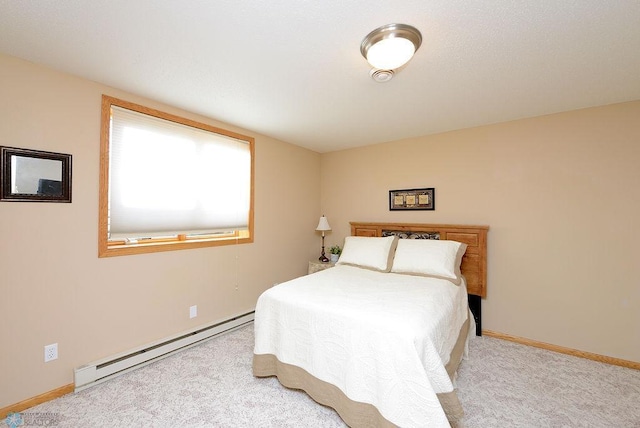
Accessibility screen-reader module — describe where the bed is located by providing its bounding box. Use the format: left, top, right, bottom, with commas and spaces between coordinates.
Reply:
253, 222, 488, 427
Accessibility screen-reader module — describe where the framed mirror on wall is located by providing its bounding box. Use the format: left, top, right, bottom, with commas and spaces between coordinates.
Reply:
1, 146, 72, 202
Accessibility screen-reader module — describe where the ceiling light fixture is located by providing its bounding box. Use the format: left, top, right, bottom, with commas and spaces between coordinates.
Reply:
360, 23, 422, 80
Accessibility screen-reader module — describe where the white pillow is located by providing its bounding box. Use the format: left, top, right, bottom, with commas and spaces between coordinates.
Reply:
390, 239, 467, 285
336, 235, 398, 272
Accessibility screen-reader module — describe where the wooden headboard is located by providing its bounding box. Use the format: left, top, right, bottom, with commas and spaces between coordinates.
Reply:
350, 222, 489, 298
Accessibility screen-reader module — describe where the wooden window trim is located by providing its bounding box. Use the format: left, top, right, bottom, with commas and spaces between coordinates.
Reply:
98, 95, 254, 258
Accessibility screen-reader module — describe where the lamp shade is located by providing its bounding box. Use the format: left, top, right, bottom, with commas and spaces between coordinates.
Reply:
315, 215, 331, 231
360, 23, 422, 70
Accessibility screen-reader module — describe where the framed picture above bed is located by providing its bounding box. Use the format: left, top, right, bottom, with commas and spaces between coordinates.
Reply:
389, 187, 434, 210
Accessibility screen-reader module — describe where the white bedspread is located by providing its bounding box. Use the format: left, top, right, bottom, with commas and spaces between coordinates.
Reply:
254, 265, 469, 428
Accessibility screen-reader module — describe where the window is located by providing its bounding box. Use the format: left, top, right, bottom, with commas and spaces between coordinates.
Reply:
99, 95, 254, 257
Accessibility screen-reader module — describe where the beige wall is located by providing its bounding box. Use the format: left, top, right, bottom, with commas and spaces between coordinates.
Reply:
320, 101, 640, 363
2, 51, 638, 409
0, 54, 321, 408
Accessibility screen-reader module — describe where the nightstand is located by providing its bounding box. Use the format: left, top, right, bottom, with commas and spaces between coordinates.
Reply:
308, 260, 335, 274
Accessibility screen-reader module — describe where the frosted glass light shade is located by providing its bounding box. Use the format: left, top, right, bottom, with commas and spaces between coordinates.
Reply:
366, 37, 416, 70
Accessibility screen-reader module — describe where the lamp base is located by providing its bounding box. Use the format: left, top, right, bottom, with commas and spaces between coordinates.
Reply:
319, 236, 329, 263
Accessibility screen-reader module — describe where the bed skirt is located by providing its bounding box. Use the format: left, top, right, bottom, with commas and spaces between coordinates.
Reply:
253, 316, 470, 427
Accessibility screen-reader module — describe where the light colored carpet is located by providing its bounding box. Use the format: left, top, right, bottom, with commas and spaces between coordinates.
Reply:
23, 324, 640, 427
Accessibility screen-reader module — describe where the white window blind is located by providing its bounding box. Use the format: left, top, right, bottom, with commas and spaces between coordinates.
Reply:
109, 106, 251, 240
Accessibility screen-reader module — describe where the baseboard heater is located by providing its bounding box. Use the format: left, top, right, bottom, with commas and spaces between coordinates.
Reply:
74, 311, 254, 392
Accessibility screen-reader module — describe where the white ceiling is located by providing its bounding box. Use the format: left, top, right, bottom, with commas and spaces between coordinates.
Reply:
1, 1, 639, 153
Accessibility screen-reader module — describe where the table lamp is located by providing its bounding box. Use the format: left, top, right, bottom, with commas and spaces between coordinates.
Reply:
315, 215, 331, 262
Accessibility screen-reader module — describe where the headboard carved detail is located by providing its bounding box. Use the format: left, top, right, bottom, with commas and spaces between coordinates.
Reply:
350, 222, 489, 297
382, 230, 440, 240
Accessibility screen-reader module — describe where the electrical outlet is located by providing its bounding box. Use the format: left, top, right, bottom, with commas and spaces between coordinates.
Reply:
189, 305, 197, 319
44, 343, 58, 362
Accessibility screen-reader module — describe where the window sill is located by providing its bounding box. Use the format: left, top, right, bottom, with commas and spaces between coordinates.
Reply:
99, 235, 253, 258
